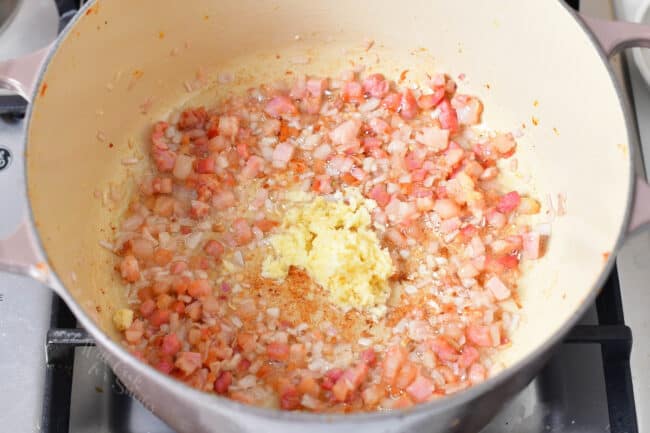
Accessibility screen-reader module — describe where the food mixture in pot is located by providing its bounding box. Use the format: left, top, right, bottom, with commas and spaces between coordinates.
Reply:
110, 69, 544, 412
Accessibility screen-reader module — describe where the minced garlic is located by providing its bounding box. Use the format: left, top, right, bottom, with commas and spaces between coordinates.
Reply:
112, 308, 134, 331
262, 188, 394, 317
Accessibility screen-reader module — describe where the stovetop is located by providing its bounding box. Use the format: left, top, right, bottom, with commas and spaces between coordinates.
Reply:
0, 1, 647, 433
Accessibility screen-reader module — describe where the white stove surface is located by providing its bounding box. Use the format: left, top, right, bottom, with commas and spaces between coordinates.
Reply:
0, 1, 58, 433
0, 0, 57, 62
0, 1, 649, 433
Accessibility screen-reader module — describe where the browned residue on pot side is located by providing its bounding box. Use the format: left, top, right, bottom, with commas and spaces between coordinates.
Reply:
85, 2, 100, 16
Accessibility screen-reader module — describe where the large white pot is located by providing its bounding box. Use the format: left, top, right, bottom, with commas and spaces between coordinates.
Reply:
1, 1, 649, 432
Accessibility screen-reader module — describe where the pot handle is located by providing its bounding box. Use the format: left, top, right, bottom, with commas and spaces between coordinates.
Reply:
0, 46, 53, 283
0, 222, 50, 283
0, 44, 51, 101
580, 14, 650, 232
580, 15, 650, 57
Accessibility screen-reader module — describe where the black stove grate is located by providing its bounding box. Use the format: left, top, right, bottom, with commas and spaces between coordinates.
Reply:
594, 267, 637, 432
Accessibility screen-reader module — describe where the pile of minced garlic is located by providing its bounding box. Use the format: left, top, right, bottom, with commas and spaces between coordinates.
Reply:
262, 188, 394, 318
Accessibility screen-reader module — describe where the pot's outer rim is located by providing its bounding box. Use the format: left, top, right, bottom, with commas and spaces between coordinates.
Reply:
21, 0, 636, 425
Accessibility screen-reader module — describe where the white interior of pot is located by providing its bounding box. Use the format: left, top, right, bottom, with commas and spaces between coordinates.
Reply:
27, 0, 630, 376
